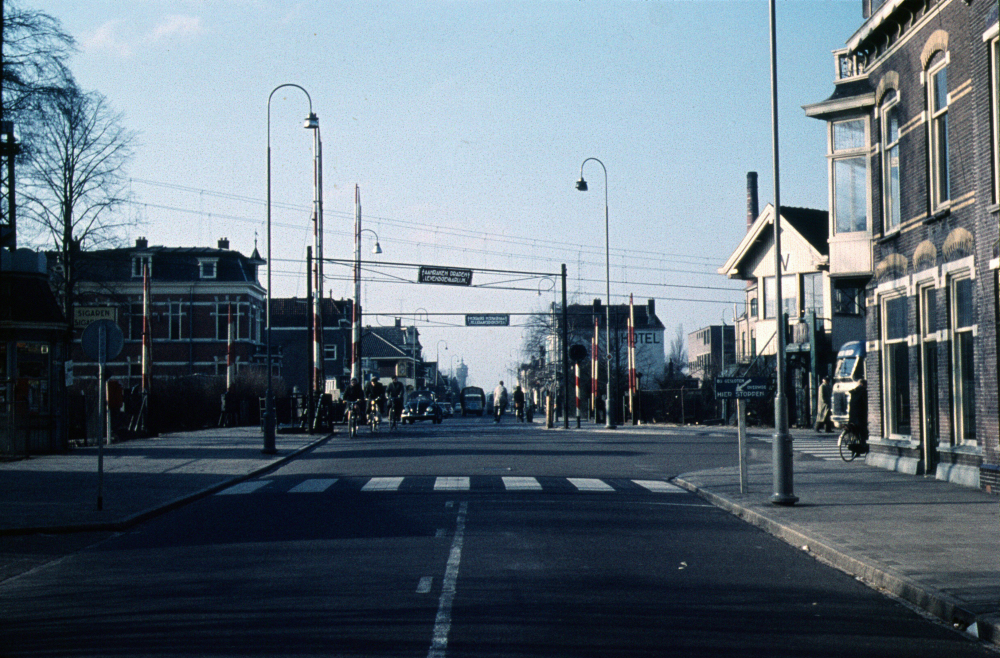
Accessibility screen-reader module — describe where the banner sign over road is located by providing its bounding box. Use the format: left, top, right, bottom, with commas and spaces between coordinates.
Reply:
418, 266, 473, 286
716, 376, 771, 399
465, 314, 510, 327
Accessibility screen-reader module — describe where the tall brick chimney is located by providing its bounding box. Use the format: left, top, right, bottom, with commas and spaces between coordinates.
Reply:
746, 172, 759, 232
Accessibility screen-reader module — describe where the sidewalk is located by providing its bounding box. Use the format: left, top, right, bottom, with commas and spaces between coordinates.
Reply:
0, 427, 330, 535
674, 426, 1000, 644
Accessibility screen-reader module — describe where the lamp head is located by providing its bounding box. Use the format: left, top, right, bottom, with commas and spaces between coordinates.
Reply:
372, 242, 382, 255
304, 112, 319, 130
575, 177, 588, 192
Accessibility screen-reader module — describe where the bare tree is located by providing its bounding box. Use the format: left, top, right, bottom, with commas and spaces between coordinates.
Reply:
2, 1, 75, 138
19, 84, 136, 319
668, 323, 687, 372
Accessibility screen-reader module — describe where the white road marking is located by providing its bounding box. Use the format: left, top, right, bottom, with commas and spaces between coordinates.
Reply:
417, 576, 433, 594
362, 477, 405, 492
428, 501, 468, 658
632, 480, 686, 494
568, 478, 615, 492
502, 476, 543, 491
216, 480, 270, 495
434, 477, 470, 491
288, 478, 338, 493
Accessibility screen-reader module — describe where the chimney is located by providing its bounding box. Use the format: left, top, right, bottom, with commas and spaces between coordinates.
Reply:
218, 238, 230, 250
746, 172, 759, 232
135, 237, 148, 249
646, 299, 655, 321
395, 318, 402, 329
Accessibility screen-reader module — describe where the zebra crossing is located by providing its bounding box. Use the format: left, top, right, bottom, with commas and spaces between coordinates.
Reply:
216, 476, 689, 496
758, 434, 843, 461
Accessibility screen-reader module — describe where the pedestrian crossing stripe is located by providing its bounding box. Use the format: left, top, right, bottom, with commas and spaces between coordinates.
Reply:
758, 436, 842, 461
216, 476, 690, 496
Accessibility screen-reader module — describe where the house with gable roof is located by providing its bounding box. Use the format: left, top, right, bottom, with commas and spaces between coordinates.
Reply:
720, 174, 865, 427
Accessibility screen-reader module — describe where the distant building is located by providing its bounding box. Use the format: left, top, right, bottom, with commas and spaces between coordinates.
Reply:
269, 296, 353, 395
359, 320, 423, 391
687, 325, 735, 382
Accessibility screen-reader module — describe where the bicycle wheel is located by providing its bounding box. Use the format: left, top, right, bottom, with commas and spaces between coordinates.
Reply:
349, 413, 357, 439
838, 428, 857, 462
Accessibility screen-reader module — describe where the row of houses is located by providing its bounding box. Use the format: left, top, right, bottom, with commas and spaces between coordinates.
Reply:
0, 237, 456, 453
693, 0, 998, 491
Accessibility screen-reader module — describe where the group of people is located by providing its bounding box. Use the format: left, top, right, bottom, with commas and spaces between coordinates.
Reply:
342, 373, 407, 427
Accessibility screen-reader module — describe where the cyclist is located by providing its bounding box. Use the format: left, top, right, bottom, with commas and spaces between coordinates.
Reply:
493, 380, 508, 423
513, 385, 525, 422
839, 379, 869, 460
363, 374, 385, 428
343, 377, 365, 433
386, 374, 405, 429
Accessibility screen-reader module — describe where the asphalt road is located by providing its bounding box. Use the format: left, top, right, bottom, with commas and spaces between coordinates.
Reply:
2, 417, 995, 657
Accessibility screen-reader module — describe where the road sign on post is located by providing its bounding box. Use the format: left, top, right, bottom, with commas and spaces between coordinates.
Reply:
716, 376, 770, 399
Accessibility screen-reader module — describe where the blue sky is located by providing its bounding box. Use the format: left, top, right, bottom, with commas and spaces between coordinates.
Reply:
41, 0, 863, 388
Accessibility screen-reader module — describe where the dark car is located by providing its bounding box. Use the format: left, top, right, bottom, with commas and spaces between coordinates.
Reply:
460, 386, 486, 416
402, 390, 444, 424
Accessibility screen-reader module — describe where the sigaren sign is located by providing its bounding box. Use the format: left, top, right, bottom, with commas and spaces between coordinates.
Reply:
418, 266, 473, 286
465, 314, 510, 327
716, 376, 771, 399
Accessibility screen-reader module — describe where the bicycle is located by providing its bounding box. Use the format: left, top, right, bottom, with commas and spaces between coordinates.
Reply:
346, 400, 363, 439
838, 422, 869, 462
368, 400, 382, 435
387, 398, 401, 431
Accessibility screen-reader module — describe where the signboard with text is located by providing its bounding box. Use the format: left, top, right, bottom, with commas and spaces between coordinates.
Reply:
465, 314, 510, 327
418, 266, 473, 286
74, 306, 117, 329
716, 376, 771, 399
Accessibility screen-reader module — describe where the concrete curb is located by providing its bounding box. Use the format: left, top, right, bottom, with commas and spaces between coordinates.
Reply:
672, 475, 999, 644
1, 433, 333, 537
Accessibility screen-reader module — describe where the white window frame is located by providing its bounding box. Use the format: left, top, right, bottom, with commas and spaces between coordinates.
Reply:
948, 273, 975, 445
199, 258, 218, 280
132, 255, 152, 279
880, 91, 902, 232
881, 290, 911, 437
918, 283, 939, 448
830, 117, 870, 235
927, 52, 950, 212
168, 300, 185, 341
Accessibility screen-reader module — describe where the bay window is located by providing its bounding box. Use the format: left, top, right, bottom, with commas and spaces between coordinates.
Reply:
832, 118, 869, 234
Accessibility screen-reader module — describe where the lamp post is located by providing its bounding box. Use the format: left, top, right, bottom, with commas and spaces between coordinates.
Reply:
576, 157, 615, 429
351, 222, 382, 381
265, 83, 315, 454
768, 0, 796, 506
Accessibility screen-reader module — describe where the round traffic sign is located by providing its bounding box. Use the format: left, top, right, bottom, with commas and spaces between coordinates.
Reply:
81, 319, 124, 363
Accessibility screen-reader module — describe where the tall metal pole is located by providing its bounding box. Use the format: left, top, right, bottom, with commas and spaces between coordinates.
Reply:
312, 115, 325, 403
562, 263, 570, 429
352, 185, 362, 381
265, 83, 313, 454
769, 0, 796, 505
577, 158, 614, 429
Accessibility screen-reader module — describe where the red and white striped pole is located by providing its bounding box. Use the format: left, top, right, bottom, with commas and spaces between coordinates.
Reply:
226, 302, 235, 390
592, 316, 599, 422
575, 362, 581, 428
628, 294, 636, 424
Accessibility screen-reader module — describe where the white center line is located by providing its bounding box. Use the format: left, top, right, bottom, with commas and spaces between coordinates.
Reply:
428, 501, 468, 658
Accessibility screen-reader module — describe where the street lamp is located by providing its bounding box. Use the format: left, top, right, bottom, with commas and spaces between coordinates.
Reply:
265, 83, 314, 454
359, 228, 382, 254
352, 221, 383, 381
576, 157, 615, 429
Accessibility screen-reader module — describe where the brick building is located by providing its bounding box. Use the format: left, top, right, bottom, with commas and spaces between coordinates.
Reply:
269, 296, 353, 395
67, 237, 267, 386
804, 0, 998, 488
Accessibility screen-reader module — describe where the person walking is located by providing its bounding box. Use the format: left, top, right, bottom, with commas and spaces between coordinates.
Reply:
815, 376, 833, 432
493, 380, 508, 423
513, 385, 525, 422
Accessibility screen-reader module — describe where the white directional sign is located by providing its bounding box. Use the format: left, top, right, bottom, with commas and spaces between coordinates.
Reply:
716, 376, 770, 399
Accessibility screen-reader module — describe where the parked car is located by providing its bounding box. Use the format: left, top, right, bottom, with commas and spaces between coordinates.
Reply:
439, 402, 454, 418
402, 390, 444, 424
460, 386, 486, 416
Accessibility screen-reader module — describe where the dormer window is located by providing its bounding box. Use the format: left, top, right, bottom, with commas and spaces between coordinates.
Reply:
132, 255, 152, 278
200, 259, 218, 279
